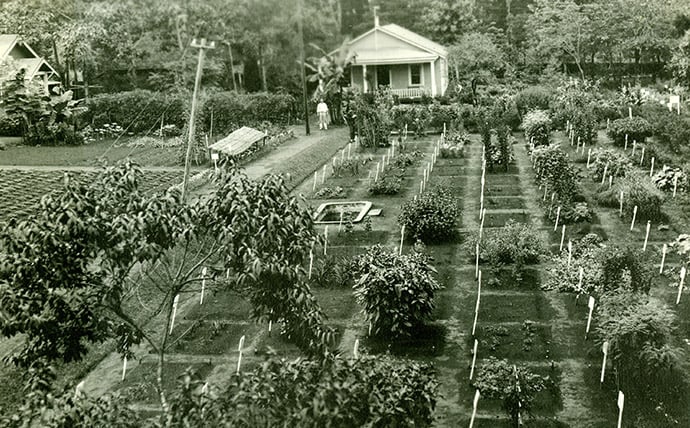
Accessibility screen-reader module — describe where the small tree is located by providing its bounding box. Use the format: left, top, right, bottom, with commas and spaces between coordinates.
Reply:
398, 186, 460, 243
522, 109, 552, 146
472, 357, 547, 427
351, 245, 441, 337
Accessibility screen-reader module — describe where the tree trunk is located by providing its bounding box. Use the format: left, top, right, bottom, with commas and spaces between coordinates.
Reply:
51, 38, 63, 86
228, 43, 237, 91
259, 45, 267, 91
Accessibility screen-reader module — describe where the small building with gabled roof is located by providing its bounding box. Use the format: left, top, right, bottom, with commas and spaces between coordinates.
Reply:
340, 19, 448, 98
0, 34, 60, 95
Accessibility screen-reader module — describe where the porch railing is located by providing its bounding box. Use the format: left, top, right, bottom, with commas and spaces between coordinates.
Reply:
389, 88, 427, 98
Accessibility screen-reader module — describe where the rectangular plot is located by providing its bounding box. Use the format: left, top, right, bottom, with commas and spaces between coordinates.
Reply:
481, 293, 556, 322
483, 184, 524, 197
171, 320, 262, 355
484, 197, 525, 210
483, 211, 529, 228
473, 323, 557, 360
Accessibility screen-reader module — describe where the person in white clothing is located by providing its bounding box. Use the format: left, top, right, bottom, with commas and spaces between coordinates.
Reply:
317, 99, 329, 130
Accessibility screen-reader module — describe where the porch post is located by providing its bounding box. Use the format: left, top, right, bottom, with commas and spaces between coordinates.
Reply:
363, 64, 368, 93
430, 60, 436, 97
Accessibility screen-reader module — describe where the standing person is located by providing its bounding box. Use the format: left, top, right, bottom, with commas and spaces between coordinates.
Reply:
317, 99, 329, 130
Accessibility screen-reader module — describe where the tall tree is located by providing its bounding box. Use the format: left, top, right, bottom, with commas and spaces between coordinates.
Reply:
447, 32, 506, 104
420, 0, 479, 45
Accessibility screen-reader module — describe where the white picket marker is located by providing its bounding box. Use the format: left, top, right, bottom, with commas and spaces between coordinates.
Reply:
554, 206, 561, 232
347, 142, 352, 159
308, 250, 314, 279
586, 148, 592, 168
169, 294, 180, 334
74, 380, 85, 399
236, 335, 245, 374
609, 175, 613, 189
368, 322, 372, 336
643, 221, 651, 251
472, 271, 481, 336
419, 180, 424, 195
600, 341, 609, 383
617, 391, 625, 428
581, 140, 586, 155
577, 136, 581, 149
322, 164, 327, 184
619, 190, 624, 217
673, 175, 678, 197
660, 244, 668, 274
313, 171, 318, 192
676, 267, 687, 305
121, 356, 127, 381
479, 209, 486, 241
353, 338, 360, 359
469, 339, 478, 380
630, 206, 638, 231
601, 163, 608, 185
475, 243, 480, 278
586, 296, 595, 337
211, 152, 219, 173
576, 267, 584, 303
567, 240, 573, 267
624, 134, 628, 150
543, 184, 548, 201
628, 106, 632, 119
632, 140, 637, 156
200, 267, 207, 305
399, 225, 405, 255
268, 319, 272, 335
469, 389, 480, 428
559, 225, 566, 253
650, 157, 655, 177
324, 226, 328, 255
640, 147, 645, 165
375, 162, 380, 182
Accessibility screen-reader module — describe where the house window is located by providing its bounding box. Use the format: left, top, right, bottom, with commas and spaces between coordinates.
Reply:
409, 64, 422, 86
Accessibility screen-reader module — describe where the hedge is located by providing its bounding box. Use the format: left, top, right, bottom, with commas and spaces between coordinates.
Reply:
390, 103, 462, 134
84, 89, 189, 134
84, 90, 296, 137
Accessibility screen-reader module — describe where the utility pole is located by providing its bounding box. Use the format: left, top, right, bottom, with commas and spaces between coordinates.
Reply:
297, 0, 310, 135
182, 38, 215, 200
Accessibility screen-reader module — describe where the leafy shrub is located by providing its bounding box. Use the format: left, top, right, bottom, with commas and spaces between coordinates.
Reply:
85, 89, 189, 134
440, 131, 470, 158
590, 148, 633, 181
598, 246, 654, 295
368, 171, 402, 195
655, 115, 690, 154
522, 109, 552, 146
568, 105, 598, 146
596, 292, 683, 396
514, 86, 552, 119
428, 102, 463, 130
392, 151, 422, 168
310, 255, 353, 287
595, 173, 664, 220
0, 114, 22, 136
352, 89, 394, 148
652, 166, 688, 193
314, 186, 346, 199
559, 201, 593, 224
532, 144, 579, 202
472, 357, 547, 426
467, 220, 544, 269
351, 245, 441, 337
398, 186, 459, 243
490, 126, 514, 171
607, 117, 653, 146
542, 234, 604, 293
199, 91, 295, 136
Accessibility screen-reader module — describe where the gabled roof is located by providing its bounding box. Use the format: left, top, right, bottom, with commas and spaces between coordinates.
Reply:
0, 34, 59, 79
344, 23, 447, 59
209, 126, 266, 156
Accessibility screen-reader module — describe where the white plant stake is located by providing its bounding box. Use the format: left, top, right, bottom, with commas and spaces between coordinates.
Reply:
348, 142, 352, 159
324, 226, 328, 255
469, 389, 480, 428
472, 271, 481, 336
632, 140, 637, 156
399, 225, 405, 255
479, 209, 486, 241
601, 163, 608, 185
624, 134, 628, 150
617, 391, 625, 428
601, 341, 609, 383
643, 221, 651, 251
121, 356, 127, 381
676, 267, 687, 305
559, 225, 566, 253
650, 157, 655, 177
554, 206, 561, 232
640, 147, 645, 165
475, 243, 480, 279
576, 267, 584, 304
308, 250, 314, 279
660, 244, 667, 274
469, 339, 478, 380
375, 162, 380, 182
200, 267, 207, 305
236, 335, 245, 374
609, 175, 613, 189
586, 148, 592, 168
169, 294, 180, 334
629, 106, 632, 119
586, 296, 595, 338
543, 184, 548, 201
619, 190, 624, 217
630, 206, 638, 231
322, 164, 327, 184
353, 338, 359, 359
567, 240, 573, 267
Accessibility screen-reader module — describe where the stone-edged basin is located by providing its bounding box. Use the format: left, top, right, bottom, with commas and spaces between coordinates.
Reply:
313, 201, 372, 224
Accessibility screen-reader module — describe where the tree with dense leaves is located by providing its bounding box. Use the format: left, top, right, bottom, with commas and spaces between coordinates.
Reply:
0, 160, 332, 419
419, 0, 479, 45
447, 32, 506, 105
472, 356, 548, 428
669, 30, 690, 87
